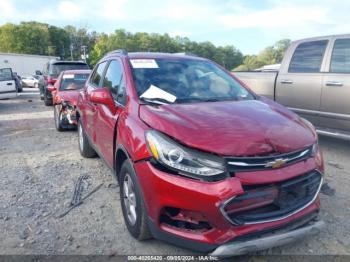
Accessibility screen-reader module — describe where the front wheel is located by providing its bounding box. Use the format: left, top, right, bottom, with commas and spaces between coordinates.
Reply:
54, 105, 64, 131
44, 96, 52, 106
78, 120, 96, 158
119, 160, 151, 240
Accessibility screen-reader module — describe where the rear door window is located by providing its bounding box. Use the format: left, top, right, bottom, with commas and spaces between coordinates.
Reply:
289, 40, 328, 73
330, 38, 350, 73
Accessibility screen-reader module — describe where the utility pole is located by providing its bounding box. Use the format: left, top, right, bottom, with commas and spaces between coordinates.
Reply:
81, 45, 87, 62
70, 44, 74, 61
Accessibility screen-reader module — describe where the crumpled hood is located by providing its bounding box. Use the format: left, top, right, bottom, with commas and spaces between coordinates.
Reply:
139, 98, 316, 156
57, 91, 80, 106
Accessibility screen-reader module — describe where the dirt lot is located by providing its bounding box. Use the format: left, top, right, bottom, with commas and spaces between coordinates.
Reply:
1, 88, 350, 256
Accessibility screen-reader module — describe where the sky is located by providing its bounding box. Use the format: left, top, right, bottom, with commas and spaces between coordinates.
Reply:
0, 0, 349, 54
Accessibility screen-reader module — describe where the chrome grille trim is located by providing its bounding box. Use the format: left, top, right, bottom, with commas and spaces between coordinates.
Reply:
225, 146, 312, 172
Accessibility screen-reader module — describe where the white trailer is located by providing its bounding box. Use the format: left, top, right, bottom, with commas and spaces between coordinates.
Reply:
0, 53, 59, 77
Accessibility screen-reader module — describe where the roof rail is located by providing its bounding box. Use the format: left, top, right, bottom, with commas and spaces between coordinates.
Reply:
173, 52, 198, 57
106, 49, 128, 56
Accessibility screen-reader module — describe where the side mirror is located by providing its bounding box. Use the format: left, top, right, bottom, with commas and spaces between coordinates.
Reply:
47, 85, 56, 92
90, 88, 116, 113
36, 70, 42, 75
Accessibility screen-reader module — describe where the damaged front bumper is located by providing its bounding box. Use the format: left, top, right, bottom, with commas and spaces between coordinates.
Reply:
210, 220, 325, 257
60, 102, 77, 126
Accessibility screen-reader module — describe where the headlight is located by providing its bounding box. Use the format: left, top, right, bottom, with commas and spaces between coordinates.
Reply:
300, 117, 317, 135
145, 131, 227, 181
311, 142, 319, 157
62, 101, 74, 110
300, 118, 319, 156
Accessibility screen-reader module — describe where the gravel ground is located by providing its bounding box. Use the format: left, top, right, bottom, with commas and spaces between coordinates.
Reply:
0, 88, 349, 256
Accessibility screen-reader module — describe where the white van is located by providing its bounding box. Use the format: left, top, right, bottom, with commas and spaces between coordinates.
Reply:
0, 68, 17, 99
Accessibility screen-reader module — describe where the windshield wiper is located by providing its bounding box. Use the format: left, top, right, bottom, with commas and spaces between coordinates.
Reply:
176, 97, 235, 103
202, 98, 221, 102
140, 97, 173, 105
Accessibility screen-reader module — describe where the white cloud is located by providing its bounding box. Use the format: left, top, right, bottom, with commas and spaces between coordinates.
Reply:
57, 1, 82, 20
218, 6, 330, 29
1, 0, 350, 54
0, 0, 17, 20
0, 0, 129, 24
96, 0, 128, 20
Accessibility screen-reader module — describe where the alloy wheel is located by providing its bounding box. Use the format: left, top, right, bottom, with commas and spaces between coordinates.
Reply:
123, 173, 137, 225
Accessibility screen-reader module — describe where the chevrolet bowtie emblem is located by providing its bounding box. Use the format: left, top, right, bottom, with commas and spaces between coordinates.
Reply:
265, 158, 287, 169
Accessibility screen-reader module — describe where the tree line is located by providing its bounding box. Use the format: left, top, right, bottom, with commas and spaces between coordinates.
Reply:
0, 22, 98, 61
0, 21, 290, 71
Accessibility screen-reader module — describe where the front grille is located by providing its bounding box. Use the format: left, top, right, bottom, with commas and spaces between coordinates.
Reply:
221, 171, 322, 225
225, 146, 313, 172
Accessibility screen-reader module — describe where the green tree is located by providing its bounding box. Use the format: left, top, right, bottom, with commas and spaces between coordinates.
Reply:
89, 29, 243, 69
48, 25, 70, 57
233, 39, 291, 71
0, 22, 50, 55
0, 22, 243, 69
273, 39, 291, 62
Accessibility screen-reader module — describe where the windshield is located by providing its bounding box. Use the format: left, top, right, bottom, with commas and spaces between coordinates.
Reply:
60, 73, 89, 91
49, 63, 89, 77
130, 58, 254, 104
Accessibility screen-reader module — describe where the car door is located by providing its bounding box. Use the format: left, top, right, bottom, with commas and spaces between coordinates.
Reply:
94, 59, 126, 168
319, 37, 350, 133
275, 40, 329, 126
0, 68, 16, 96
28, 77, 35, 86
83, 61, 108, 143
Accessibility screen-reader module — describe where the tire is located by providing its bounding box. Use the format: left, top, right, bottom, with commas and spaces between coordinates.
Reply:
54, 105, 64, 132
44, 92, 52, 106
39, 85, 44, 100
119, 159, 151, 240
78, 120, 96, 158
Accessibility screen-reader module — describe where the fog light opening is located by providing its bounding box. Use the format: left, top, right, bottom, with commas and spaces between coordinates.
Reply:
160, 207, 212, 232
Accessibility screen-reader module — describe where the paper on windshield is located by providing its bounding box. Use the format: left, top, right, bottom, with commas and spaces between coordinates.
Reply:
130, 59, 159, 68
63, 74, 75, 79
140, 85, 177, 103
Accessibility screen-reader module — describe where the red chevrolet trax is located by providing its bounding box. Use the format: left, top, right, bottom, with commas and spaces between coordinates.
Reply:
76, 50, 325, 256
49, 70, 91, 131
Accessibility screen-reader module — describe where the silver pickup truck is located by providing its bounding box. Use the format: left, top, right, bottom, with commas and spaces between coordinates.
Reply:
233, 34, 350, 140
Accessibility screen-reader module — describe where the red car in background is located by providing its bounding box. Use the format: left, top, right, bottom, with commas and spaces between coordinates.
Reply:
76, 50, 325, 256
49, 69, 91, 131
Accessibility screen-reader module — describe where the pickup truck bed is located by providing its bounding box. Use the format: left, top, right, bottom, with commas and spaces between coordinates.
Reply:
234, 71, 277, 100
233, 34, 350, 140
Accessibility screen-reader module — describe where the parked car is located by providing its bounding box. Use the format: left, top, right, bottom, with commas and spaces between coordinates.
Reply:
38, 60, 89, 106
0, 67, 17, 99
21, 75, 39, 88
233, 34, 350, 140
49, 69, 91, 131
76, 50, 325, 256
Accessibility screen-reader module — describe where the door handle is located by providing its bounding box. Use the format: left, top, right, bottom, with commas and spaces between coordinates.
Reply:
7, 82, 13, 86
280, 79, 293, 84
326, 81, 343, 87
